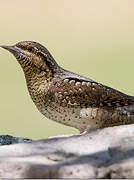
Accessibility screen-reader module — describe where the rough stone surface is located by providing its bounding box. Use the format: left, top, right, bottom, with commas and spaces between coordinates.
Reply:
1, 125, 134, 178
0, 135, 32, 145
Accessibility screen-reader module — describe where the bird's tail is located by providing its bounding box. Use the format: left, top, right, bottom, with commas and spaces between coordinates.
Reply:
101, 105, 134, 128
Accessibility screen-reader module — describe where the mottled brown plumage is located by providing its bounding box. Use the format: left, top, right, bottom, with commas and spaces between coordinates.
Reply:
1, 41, 134, 133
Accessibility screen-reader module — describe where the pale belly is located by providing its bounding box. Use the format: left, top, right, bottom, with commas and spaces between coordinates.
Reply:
31, 91, 134, 133
35, 101, 104, 133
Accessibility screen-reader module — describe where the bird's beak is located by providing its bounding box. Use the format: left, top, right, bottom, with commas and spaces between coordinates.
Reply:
0, 45, 20, 57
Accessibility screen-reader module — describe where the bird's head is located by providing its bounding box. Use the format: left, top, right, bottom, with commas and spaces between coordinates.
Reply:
1, 41, 59, 75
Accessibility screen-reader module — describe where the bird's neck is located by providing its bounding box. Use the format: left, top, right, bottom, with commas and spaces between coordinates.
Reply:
18, 61, 53, 91
17, 58, 60, 101
17, 58, 54, 79
21, 65, 53, 104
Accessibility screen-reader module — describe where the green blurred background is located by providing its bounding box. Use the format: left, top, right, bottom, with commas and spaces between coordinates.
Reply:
0, 0, 134, 139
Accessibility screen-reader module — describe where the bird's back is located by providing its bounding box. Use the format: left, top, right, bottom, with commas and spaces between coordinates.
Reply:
38, 69, 134, 133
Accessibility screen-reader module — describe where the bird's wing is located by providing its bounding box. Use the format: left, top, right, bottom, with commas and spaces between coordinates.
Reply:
50, 75, 134, 108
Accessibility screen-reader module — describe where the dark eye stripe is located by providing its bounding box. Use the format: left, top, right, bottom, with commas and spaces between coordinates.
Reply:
28, 47, 33, 52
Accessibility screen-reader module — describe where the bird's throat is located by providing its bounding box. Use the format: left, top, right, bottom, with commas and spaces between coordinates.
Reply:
23, 66, 52, 105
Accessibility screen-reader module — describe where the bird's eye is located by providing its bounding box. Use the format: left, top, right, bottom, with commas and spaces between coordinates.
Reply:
28, 47, 33, 52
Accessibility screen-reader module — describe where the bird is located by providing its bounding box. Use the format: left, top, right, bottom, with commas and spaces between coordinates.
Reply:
1, 41, 134, 133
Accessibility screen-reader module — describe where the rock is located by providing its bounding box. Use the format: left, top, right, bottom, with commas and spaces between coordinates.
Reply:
0, 125, 134, 178
0, 135, 32, 145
